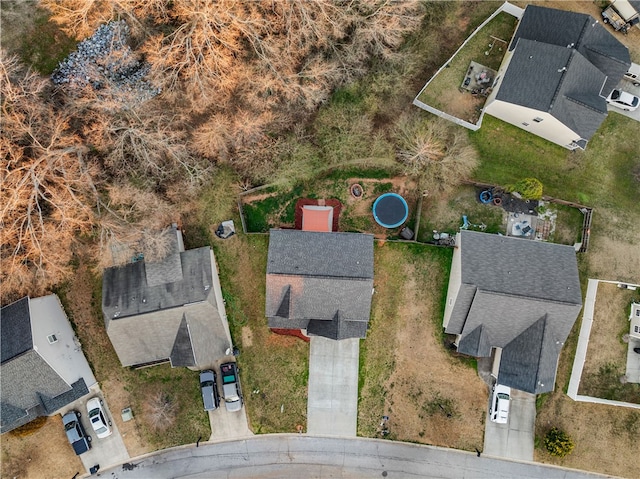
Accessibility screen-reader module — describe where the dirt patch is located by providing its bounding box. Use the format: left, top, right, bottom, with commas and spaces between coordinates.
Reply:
242, 326, 254, 347
1, 415, 83, 479
359, 244, 486, 451
383, 270, 487, 450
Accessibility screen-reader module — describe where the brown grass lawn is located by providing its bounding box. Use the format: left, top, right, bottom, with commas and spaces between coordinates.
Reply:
579, 283, 640, 402
1, 416, 83, 479
358, 242, 487, 451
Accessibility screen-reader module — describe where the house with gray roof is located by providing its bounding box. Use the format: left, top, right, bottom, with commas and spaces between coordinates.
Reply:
265, 229, 374, 340
442, 231, 583, 394
484, 4, 631, 150
1, 295, 96, 434
102, 226, 231, 368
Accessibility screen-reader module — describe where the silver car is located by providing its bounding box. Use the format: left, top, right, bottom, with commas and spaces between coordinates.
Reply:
220, 362, 242, 412
200, 370, 220, 411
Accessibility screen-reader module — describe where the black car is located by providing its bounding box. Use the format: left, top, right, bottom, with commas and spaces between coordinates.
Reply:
200, 369, 220, 411
62, 410, 91, 455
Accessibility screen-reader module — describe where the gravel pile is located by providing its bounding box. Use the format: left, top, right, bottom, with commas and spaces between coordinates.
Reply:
52, 20, 160, 103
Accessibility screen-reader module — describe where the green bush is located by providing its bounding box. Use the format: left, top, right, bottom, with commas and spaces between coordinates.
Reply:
544, 427, 575, 457
508, 177, 543, 200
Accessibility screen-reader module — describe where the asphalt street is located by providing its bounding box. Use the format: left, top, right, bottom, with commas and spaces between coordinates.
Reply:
96, 435, 610, 479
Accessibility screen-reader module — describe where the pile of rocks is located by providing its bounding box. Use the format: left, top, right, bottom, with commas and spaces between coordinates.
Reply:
52, 20, 160, 103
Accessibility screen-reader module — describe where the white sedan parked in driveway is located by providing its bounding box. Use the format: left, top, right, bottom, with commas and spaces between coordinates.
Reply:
87, 397, 112, 439
606, 89, 640, 112
489, 384, 511, 424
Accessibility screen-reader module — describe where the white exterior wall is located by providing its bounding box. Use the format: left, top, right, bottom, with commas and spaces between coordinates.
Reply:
483, 99, 582, 148
442, 234, 462, 329
485, 48, 515, 105
29, 295, 97, 390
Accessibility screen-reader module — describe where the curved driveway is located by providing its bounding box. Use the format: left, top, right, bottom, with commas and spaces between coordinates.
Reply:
98, 435, 607, 479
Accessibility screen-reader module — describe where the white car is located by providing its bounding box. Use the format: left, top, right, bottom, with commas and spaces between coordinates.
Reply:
606, 89, 639, 112
489, 384, 511, 424
86, 397, 112, 439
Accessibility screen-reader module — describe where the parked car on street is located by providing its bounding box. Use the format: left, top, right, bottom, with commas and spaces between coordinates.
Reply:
87, 397, 112, 438
489, 384, 511, 424
200, 369, 220, 411
62, 410, 91, 455
606, 89, 640, 111
220, 362, 242, 412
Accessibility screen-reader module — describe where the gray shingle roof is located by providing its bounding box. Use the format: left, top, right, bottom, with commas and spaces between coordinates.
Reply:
1, 297, 33, 364
447, 232, 583, 394
169, 315, 195, 367
460, 231, 582, 305
497, 40, 608, 141
510, 5, 630, 95
307, 311, 369, 340
266, 230, 374, 340
267, 229, 374, 279
1, 297, 93, 433
102, 247, 213, 320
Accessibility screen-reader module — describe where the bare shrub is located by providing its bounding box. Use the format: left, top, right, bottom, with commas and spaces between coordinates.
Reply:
395, 114, 478, 193
146, 392, 177, 431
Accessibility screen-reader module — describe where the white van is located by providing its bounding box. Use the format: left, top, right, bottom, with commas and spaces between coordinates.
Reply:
624, 63, 640, 86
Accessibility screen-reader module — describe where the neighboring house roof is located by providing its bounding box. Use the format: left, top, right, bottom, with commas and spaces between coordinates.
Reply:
266, 229, 374, 340
102, 227, 230, 368
446, 231, 582, 394
1, 297, 91, 434
496, 39, 608, 141
510, 5, 631, 95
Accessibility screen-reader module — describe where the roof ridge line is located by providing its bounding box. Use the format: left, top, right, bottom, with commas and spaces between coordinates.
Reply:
472, 288, 582, 306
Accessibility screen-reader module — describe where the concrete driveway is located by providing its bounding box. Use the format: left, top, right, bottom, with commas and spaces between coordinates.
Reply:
208, 404, 252, 441
483, 388, 536, 461
63, 385, 130, 474
607, 77, 640, 122
307, 337, 359, 436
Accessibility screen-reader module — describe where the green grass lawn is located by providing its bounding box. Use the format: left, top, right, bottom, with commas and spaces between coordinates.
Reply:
470, 114, 640, 211
240, 165, 406, 234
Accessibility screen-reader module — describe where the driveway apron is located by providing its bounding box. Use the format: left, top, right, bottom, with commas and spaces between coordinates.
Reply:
307, 337, 359, 436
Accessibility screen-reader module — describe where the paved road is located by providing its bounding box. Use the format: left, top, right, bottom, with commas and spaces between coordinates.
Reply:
484, 388, 536, 461
307, 337, 359, 436
96, 435, 611, 479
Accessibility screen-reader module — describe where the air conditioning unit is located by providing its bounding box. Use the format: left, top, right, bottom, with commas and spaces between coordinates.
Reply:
47, 334, 58, 344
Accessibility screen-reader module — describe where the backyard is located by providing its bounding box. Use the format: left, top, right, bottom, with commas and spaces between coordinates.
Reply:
240, 167, 418, 239
578, 282, 640, 403
416, 9, 518, 123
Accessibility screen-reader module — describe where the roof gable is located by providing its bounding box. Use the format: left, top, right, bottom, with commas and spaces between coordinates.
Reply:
267, 230, 374, 279
169, 315, 195, 367
496, 40, 608, 140
1, 297, 33, 363
306, 310, 369, 340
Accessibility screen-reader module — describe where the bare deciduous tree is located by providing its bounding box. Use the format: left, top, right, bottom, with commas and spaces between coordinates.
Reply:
395, 115, 478, 193
1, 54, 99, 300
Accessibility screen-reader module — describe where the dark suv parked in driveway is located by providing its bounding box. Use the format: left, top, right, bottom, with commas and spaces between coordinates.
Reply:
62, 410, 91, 455
200, 369, 220, 411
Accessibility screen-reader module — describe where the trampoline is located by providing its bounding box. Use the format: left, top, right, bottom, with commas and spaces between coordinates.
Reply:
372, 193, 408, 228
